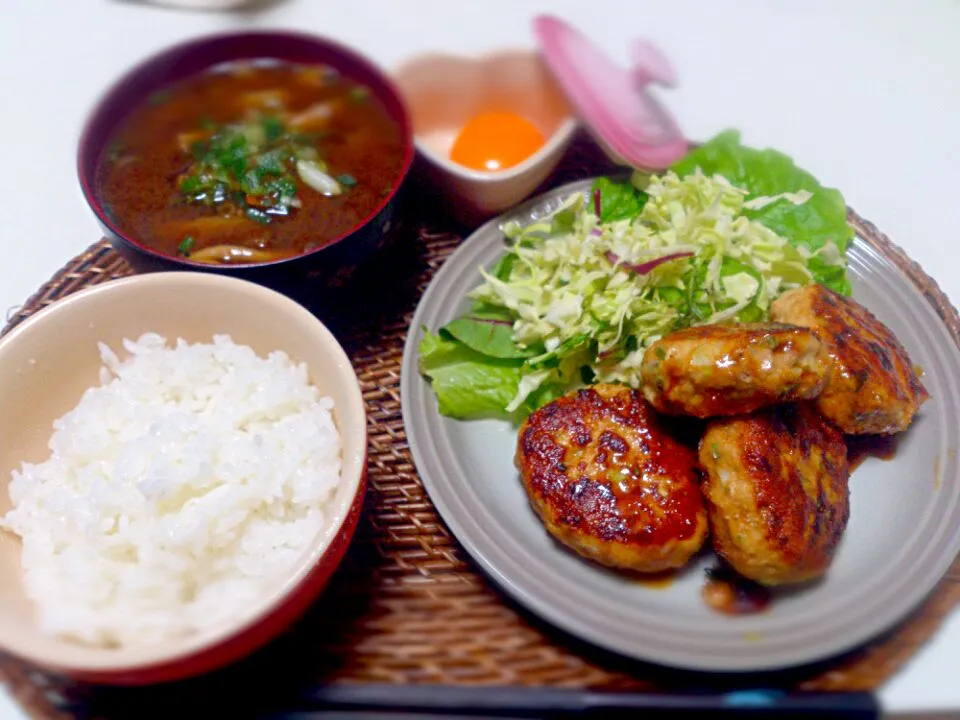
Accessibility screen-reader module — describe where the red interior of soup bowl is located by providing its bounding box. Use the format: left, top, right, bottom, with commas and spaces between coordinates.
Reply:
77, 31, 414, 286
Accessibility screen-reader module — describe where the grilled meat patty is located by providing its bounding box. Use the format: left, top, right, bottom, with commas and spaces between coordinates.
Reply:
640, 323, 831, 418
699, 403, 850, 586
770, 284, 929, 434
516, 384, 708, 572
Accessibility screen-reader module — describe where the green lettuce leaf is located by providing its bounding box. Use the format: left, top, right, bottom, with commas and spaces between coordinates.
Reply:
590, 176, 648, 222
671, 130, 853, 294
418, 331, 525, 420
418, 329, 564, 420
442, 308, 534, 360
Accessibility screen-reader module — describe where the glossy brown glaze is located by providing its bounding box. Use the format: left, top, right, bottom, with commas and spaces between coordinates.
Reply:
699, 403, 850, 586
96, 61, 406, 263
640, 323, 830, 418
516, 384, 708, 573
771, 284, 929, 434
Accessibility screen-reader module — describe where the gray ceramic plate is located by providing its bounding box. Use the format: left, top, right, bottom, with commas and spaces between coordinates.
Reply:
400, 178, 960, 672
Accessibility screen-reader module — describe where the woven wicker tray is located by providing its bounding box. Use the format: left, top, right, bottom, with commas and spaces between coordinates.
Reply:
3, 136, 960, 719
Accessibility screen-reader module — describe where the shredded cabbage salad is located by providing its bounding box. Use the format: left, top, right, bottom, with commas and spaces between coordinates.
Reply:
419, 131, 854, 422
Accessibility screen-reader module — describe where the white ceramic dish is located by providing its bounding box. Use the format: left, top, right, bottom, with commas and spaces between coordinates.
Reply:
400, 178, 960, 672
393, 51, 577, 223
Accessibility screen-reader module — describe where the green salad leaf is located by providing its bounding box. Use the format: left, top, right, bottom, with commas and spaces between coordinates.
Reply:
592, 176, 648, 222
419, 131, 855, 422
442, 308, 536, 360
418, 332, 525, 419
418, 331, 563, 420
670, 129, 853, 294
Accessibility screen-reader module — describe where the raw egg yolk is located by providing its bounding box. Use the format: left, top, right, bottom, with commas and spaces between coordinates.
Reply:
449, 111, 546, 172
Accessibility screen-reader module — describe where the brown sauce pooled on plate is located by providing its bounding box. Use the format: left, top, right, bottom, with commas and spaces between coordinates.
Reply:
632, 569, 677, 590
702, 564, 771, 615
846, 433, 899, 472
607, 565, 677, 589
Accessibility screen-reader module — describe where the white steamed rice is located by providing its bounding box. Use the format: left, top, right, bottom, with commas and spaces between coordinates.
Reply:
0, 333, 342, 647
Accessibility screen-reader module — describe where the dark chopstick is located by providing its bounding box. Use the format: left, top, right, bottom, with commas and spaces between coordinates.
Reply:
257, 683, 881, 719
